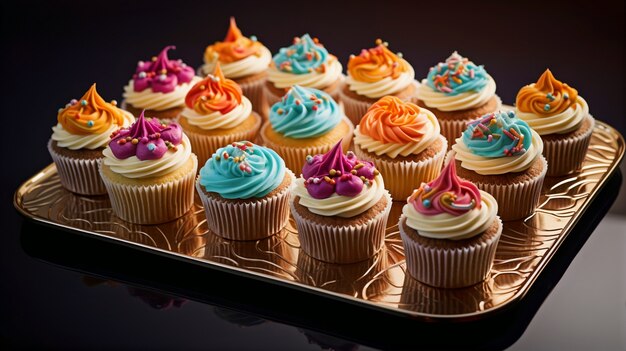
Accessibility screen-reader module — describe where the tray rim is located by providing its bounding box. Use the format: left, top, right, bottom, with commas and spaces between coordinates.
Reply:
13, 120, 625, 321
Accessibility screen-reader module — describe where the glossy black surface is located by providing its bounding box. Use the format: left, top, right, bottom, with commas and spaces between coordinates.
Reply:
2, 1, 624, 349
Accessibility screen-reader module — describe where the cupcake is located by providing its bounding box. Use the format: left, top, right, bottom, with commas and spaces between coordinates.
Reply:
200, 17, 271, 114
416, 51, 501, 149
122, 46, 201, 120
353, 96, 447, 200
291, 140, 392, 264
196, 141, 294, 241
340, 39, 419, 125
449, 111, 547, 221
49, 84, 134, 195
400, 158, 502, 288
259, 85, 354, 173
178, 63, 262, 167
100, 111, 198, 224
514, 69, 595, 176
264, 34, 344, 115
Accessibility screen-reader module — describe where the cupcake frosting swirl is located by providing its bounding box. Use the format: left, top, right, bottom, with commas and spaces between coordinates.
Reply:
181, 63, 251, 130
201, 17, 271, 78
269, 85, 342, 138
293, 140, 384, 218
346, 40, 415, 98
198, 141, 286, 199
452, 111, 543, 175
403, 158, 497, 240
103, 111, 191, 178
267, 34, 343, 89
353, 96, 440, 158
417, 52, 497, 111
515, 69, 586, 135
52, 84, 135, 149
123, 46, 201, 111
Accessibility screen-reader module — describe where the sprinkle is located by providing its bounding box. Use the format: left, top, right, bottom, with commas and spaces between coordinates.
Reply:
131, 138, 138, 145
147, 143, 156, 151
359, 176, 366, 181
138, 72, 147, 79
502, 129, 515, 140
151, 56, 157, 62
507, 111, 515, 118
354, 163, 364, 170
70, 99, 77, 105
215, 156, 220, 161
110, 100, 118, 106
312, 105, 318, 111
159, 74, 167, 81
141, 137, 149, 143
373, 169, 380, 176
295, 99, 301, 105
546, 93, 555, 101
329, 169, 337, 176
423, 199, 431, 208
563, 93, 569, 100
137, 60, 144, 66
223, 152, 229, 159
118, 139, 127, 145
126, 136, 132, 141
375, 38, 382, 45
544, 104, 550, 111
160, 69, 167, 75
351, 170, 357, 175
450, 199, 476, 210
487, 135, 493, 142
397, 52, 403, 58
313, 177, 320, 184
57, 108, 63, 113
234, 156, 240, 163
81, 100, 88, 106
346, 151, 355, 158
199, 85, 206, 90
250, 35, 257, 42
469, 69, 475, 79
305, 155, 313, 164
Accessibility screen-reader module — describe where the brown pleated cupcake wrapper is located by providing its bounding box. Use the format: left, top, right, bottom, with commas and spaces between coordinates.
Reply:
542, 115, 595, 176
399, 216, 503, 288
99, 154, 198, 225
353, 135, 448, 201
339, 83, 419, 126
238, 77, 267, 117
259, 117, 354, 174
446, 151, 548, 221
182, 113, 262, 168
291, 191, 392, 264
47, 139, 107, 195
196, 170, 295, 241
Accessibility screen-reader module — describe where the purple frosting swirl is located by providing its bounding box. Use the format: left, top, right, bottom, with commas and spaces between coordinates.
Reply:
302, 140, 378, 199
109, 110, 183, 160
133, 45, 195, 94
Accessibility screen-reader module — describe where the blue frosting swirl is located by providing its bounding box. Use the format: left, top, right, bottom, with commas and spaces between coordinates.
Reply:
462, 111, 533, 158
269, 85, 342, 139
426, 51, 489, 96
272, 34, 328, 75
198, 141, 286, 199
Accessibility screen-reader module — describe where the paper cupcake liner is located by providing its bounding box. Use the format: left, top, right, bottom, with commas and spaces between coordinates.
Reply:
196, 170, 295, 241
100, 154, 198, 225
339, 82, 420, 126
48, 139, 107, 195
291, 191, 392, 264
447, 151, 548, 221
238, 77, 267, 117
399, 216, 503, 288
259, 117, 354, 174
295, 251, 389, 297
182, 113, 262, 168
438, 118, 476, 151
542, 116, 595, 176
353, 135, 448, 201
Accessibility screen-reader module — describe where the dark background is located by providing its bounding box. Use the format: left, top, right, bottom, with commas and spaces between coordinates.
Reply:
1, 0, 624, 349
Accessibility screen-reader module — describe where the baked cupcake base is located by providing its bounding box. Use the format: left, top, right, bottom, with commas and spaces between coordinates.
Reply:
354, 135, 447, 201
262, 78, 343, 119
339, 81, 419, 126
196, 170, 295, 241
541, 114, 595, 176
99, 155, 198, 225
291, 191, 392, 264
399, 215, 502, 288
451, 152, 548, 221
48, 139, 107, 195
122, 101, 184, 121
178, 112, 262, 168
417, 95, 501, 150
259, 117, 354, 174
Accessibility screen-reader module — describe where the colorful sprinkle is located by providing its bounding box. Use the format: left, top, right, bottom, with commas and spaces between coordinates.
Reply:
544, 104, 551, 111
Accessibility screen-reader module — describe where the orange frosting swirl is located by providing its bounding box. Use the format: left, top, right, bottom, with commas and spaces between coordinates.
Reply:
347, 40, 410, 83
358, 96, 431, 144
185, 63, 242, 115
57, 84, 125, 135
204, 17, 263, 64
516, 69, 579, 116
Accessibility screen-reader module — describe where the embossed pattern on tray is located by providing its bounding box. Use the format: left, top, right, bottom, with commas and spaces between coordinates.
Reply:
14, 121, 624, 319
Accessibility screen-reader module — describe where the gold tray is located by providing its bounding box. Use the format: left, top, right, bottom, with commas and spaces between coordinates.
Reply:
14, 121, 624, 320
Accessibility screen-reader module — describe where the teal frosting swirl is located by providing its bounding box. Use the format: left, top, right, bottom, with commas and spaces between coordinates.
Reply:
273, 34, 328, 75
269, 85, 342, 139
462, 111, 532, 158
426, 51, 489, 96
198, 141, 286, 199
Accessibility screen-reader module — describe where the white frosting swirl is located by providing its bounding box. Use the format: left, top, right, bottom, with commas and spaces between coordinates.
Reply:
122, 76, 202, 111
402, 190, 498, 240
180, 96, 252, 130
451, 129, 543, 175
515, 96, 588, 135
102, 134, 192, 178
201, 46, 272, 79
267, 58, 343, 89
417, 75, 497, 111
51, 111, 135, 150
346, 62, 416, 99
293, 174, 385, 218
352, 110, 441, 158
